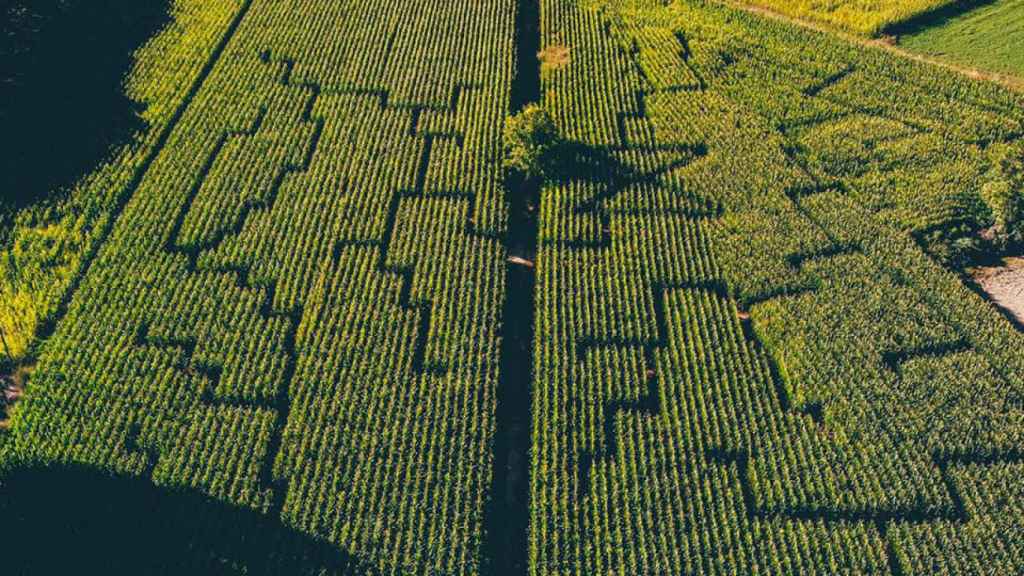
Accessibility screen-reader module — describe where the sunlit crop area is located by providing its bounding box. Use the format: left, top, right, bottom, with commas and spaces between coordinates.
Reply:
2, 0, 1023, 574
737, 0, 958, 35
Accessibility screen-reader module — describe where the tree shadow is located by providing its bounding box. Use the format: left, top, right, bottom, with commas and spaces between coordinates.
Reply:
546, 140, 638, 186
546, 140, 714, 212
0, 463, 378, 575
0, 0, 171, 216
884, 0, 1000, 36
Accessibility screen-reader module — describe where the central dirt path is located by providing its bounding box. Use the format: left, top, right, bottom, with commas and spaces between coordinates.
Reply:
483, 0, 540, 573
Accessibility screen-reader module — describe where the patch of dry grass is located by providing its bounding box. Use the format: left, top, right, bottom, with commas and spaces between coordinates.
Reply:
538, 45, 570, 72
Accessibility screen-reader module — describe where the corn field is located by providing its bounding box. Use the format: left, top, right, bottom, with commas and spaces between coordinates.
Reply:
2, 0, 1024, 574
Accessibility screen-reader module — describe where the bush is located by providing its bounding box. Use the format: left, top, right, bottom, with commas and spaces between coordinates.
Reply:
982, 143, 1024, 246
503, 105, 560, 180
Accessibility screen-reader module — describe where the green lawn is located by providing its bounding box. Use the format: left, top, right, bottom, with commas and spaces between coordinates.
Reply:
900, 0, 1024, 77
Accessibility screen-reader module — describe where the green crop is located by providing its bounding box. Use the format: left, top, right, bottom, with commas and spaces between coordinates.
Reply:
3, 0, 1024, 574
3, 0, 514, 573
532, 0, 1024, 574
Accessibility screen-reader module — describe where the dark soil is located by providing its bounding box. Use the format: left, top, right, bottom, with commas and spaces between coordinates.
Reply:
482, 0, 540, 573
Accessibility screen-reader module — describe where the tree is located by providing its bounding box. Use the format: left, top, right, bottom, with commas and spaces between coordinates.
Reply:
503, 105, 560, 180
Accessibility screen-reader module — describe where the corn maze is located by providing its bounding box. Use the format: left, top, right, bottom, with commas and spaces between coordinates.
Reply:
2, 0, 1024, 574
532, 0, 1024, 574
4, 0, 513, 573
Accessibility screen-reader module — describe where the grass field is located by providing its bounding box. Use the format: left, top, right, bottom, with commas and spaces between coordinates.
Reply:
899, 0, 1024, 77
2, 0, 1024, 574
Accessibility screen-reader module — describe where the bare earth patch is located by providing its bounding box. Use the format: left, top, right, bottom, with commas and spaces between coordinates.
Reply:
538, 45, 570, 72
0, 364, 32, 428
971, 256, 1024, 328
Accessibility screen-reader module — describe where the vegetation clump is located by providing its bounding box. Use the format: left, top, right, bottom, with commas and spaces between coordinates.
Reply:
981, 142, 1024, 247
503, 105, 561, 181
538, 45, 571, 73
920, 143, 1024, 266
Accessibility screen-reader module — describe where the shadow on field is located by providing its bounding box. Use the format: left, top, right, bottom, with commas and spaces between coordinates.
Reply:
0, 0, 170, 213
0, 464, 376, 575
884, 0, 999, 36
549, 140, 635, 184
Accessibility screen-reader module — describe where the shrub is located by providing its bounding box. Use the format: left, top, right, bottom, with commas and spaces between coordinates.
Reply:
982, 143, 1024, 246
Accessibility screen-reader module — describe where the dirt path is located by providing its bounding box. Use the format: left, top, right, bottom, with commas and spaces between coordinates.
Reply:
971, 256, 1024, 328
720, 1, 1024, 93
0, 364, 32, 428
